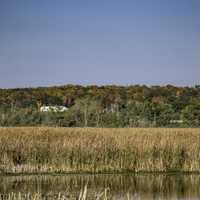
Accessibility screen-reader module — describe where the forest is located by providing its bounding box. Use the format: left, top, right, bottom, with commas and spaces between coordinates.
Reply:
0, 84, 200, 127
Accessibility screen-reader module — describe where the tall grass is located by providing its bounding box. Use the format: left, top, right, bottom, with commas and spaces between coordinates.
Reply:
0, 127, 200, 173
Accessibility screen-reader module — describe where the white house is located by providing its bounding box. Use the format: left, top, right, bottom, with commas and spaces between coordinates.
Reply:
40, 106, 68, 112
170, 120, 183, 124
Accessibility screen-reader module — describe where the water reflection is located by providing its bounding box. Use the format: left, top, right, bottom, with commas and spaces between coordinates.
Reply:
0, 174, 200, 199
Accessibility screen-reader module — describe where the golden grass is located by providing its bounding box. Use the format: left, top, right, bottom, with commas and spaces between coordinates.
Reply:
0, 127, 200, 173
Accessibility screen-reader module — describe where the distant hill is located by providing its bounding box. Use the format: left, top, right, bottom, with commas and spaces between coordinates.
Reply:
0, 84, 199, 127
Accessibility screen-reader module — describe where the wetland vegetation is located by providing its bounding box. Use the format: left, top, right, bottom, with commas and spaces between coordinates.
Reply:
0, 127, 200, 174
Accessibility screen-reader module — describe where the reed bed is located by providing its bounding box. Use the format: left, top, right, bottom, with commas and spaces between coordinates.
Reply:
0, 127, 200, 173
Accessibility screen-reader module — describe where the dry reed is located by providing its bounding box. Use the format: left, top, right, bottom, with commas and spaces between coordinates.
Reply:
0, 127, 200, 173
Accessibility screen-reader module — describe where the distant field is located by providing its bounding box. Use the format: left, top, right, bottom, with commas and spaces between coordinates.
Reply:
0, 127, 200, 174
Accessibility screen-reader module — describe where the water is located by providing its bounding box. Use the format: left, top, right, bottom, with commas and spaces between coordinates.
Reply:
0, 174, 200, 199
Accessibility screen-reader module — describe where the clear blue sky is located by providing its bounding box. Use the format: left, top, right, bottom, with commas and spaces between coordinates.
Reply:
0, 0, 200, 88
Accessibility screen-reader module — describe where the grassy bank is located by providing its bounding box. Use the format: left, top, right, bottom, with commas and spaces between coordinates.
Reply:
0, 127, 200, 174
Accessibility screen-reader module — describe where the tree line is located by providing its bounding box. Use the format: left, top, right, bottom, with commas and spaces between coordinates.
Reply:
0, 84, 200, 127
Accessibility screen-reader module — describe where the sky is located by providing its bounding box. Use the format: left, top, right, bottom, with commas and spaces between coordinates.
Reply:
0, 0, 200, 88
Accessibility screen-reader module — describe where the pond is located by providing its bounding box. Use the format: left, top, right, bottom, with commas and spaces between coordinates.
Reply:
0, 174, 200, 199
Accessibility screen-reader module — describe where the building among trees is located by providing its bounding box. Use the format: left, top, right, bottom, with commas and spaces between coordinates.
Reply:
40, 106, 68, 112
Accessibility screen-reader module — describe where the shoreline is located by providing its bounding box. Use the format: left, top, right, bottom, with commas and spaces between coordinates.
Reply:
1, 171, 200, 177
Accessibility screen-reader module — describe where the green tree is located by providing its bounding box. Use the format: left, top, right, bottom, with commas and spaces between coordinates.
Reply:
181, 104, 200, 127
